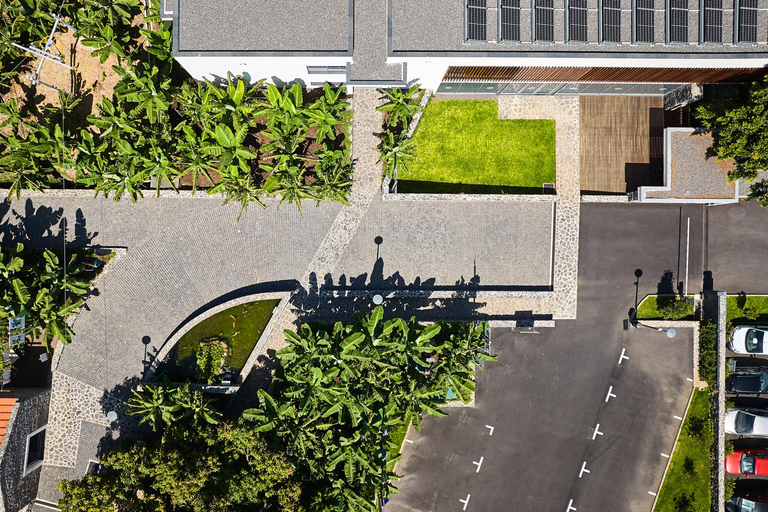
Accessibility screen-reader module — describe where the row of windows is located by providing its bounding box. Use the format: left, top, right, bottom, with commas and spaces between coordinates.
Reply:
466, 0, 760, 44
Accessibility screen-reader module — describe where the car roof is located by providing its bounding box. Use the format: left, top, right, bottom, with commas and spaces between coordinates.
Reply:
730, 374, 766, 393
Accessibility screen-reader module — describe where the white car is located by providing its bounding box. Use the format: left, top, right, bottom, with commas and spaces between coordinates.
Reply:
725, 408, 768, 437
729, 327, 768, 355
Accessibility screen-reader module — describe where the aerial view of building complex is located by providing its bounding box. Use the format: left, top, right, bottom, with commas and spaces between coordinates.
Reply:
2, 0, 768, 510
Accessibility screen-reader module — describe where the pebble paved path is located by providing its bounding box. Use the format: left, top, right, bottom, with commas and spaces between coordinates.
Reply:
1, 92, 583, 482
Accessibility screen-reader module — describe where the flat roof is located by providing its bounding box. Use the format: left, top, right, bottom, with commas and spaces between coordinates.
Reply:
176, 0, 351, 53
391, 0, 768, 55
646, 130, 735, 200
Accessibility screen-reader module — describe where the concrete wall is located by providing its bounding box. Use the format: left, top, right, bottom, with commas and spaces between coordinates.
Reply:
0, 389, 50, 512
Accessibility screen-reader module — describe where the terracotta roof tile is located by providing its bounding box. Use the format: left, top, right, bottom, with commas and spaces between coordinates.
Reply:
0, 399, 14, 447
0, 398, 18, 406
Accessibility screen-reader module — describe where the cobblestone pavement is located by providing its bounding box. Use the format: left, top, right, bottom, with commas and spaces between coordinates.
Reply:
0, 93, 583, 485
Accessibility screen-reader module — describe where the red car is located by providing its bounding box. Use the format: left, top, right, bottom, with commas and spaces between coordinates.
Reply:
726, 449, 768, 476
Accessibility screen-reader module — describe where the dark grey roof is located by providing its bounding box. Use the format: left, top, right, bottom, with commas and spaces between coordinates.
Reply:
391, 0, 768, 55
176, 0, 351, 53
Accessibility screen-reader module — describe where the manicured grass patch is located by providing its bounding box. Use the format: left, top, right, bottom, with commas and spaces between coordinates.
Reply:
175, 299, 279, 375
636, 295, 695, 321
726, 295, 768, 325
403, 100, 556, 190
653, 389, 712, 512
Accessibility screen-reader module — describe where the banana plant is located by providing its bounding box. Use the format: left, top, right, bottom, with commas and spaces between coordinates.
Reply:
208, 164, 265, 218
201, 121, 257, 171
173, 125, 215, 194
81, 23, 129, 64
376, 130, 416, 178
376, 84, 425, 130
0, 125, 63, 200
113, 64, 172, 124
127, 382, 181, 431
88, 97, 139, 139
257, 82, 309, 130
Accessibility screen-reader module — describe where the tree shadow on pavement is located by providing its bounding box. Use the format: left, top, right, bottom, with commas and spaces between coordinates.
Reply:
0, 198, 98, 248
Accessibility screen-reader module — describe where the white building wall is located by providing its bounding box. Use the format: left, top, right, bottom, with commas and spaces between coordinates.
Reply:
173, 55, 351, 88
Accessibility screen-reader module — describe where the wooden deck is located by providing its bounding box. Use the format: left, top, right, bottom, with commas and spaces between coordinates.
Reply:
580, 96, 665, 194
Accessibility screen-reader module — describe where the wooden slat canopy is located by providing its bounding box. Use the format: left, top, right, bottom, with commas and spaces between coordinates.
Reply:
443, 66, 766, 83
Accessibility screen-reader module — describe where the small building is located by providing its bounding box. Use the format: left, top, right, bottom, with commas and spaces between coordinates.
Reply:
0, 389, 50, 512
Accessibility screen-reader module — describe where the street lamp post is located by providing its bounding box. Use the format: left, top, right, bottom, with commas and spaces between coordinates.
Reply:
634, 321, 677, 338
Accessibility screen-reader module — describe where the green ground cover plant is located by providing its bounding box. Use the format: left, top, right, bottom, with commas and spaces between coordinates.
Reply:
726, 295, 768, 324
698, 321, 717, 387
653, 389, 712, 512
402, 100, 556, 190
174, 299, 279, 379
636, 295, 695, 321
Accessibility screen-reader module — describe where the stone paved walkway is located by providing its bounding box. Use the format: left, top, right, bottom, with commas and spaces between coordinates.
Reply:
0, 92, 583, 494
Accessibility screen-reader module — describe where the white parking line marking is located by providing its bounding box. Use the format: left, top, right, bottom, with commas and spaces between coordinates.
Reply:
591, 423, 603, 440
648, 491, 657, 497
473, 457, 484, 473
404, 439, 413, 444
460, 494, 471, 510
661, 453, 670, 458
486, 425, 495, 436
686, 378, 694, 382
618, 348, 629, 364
567, 499, 577, 511
605, 386, 617, 402
674, 415, 683, 420
579, 461, 590, 478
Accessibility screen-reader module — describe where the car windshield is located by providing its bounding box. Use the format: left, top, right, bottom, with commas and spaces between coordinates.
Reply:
742, 454, 757, 474
746, 330, 765, 353
762, 374, 768, 392
734, 375, 763, 393
741, 499, 756, 512
737, 412, 756, 434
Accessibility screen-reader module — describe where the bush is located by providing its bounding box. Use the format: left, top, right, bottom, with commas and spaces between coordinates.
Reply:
743, 305, 759, 321
658, 296, 693, 320
196, 339, 226, 384
698, 321, 717, 387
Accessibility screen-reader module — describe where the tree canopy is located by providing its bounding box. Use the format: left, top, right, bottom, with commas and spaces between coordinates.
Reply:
697, 79, 768, 206
244, 307, 495, 511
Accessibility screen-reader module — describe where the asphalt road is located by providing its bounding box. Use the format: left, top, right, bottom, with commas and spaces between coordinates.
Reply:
388, 204, 701, 512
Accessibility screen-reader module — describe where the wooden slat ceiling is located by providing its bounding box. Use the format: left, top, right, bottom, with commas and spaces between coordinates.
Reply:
443, 66, 766, 83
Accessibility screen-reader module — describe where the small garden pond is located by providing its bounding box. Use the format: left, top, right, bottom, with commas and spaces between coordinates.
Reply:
160, 299, 280, 384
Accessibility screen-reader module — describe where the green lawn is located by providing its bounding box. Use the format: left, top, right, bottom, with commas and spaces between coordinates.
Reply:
386, 413, 411, 471
653, 389, 712, 512
726, 295, 768, 325
636, 295, 695, 321
402, 100, 556, 191
175, 299, 280, 376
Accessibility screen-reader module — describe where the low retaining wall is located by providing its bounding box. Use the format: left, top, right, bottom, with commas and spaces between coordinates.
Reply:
143, 291, 291, 383
717, 292, 727, 512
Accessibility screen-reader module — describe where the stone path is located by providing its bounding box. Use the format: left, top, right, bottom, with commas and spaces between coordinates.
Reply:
0, 92, 584, 494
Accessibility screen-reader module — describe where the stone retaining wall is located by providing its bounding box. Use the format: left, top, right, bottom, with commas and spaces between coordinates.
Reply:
717, 292, 727, 512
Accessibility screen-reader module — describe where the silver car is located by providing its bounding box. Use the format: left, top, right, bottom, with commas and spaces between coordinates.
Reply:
729, 327, 768, 355
725, 408, 768, 437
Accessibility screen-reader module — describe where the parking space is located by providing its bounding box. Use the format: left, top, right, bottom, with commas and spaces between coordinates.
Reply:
387, 204, 702, 512
708, 201, 768, 294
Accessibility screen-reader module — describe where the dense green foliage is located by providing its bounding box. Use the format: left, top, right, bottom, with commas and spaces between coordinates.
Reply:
0, 2, 353, 213
126, 380, 222, 431
0, 243, 91, 349
376, 85, 423, 179
196, 339, 226, 384
726, 295, 768, 324
243, 308, 495, 511
697, 79, 768, 207
698, 321, 717, 387
636, 295, 695, 321
59, 413, 303, 511
653, 389, 712, 512
403, 100, 556, 189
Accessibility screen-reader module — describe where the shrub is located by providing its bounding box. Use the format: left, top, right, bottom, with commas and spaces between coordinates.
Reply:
698, 321, 717, 387
724, 477, 736, 501
743, 305, 759, 321
658, 296, 692, 320
196, 339, 226, 384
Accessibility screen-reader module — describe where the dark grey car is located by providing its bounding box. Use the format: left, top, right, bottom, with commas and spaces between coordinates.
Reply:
727, 368, 768, 395
727, 496, 768, 512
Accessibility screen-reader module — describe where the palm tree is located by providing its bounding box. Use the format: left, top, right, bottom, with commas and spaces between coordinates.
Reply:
376, 85, 425, 131
376, 131, 416, 179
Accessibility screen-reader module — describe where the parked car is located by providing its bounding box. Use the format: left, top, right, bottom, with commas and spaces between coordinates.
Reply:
725, 408, 768, 437
727, 496, 768, 512
726, 449, 768, 476
727, 368, 768, 395
729, 327, 768, 355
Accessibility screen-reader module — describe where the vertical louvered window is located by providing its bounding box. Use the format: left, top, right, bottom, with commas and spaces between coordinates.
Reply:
602, 0, 622, 41
466, 0, 487, 41
635, 0, 655, 42
737, 0, 758, 42
668, 0, 688, 42
569, 0, 589, 41
535, 0, 555, 41
501, 0, 522, 41
702, 0, 722, 42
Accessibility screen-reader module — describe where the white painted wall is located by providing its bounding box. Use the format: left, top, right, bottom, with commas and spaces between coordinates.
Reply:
174, 55, 351, 88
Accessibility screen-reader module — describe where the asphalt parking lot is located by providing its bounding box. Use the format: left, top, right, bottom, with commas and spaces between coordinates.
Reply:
388, 204, 702, 512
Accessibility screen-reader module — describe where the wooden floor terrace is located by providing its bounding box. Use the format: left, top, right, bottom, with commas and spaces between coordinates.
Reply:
580, 96, 665, 194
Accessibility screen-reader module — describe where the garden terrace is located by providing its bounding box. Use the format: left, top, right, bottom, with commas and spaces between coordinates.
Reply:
399, 99, 556, 194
